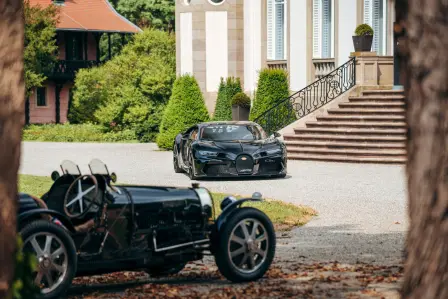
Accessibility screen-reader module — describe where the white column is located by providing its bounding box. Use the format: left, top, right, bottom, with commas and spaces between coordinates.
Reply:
244, 0, 262, 93
206, 11, 228, 92
289, 0, 307, 91
337, 0, 358, 66
180, 13, 193, 75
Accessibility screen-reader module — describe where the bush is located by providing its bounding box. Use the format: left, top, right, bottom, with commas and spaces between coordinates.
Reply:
69, 29, 176, 142
22, 124, 137, 143
157, 75, 210, 149
213, 77, 242, 121
355, 23, 374, 36
231, 92, 251, 108
249, 69, 294, 122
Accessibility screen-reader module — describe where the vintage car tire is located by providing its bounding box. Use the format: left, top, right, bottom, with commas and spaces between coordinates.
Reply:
145, 262, 186, 277
214, 207, 276, 282
173, 146, 184, 173
20, 220, 77, 299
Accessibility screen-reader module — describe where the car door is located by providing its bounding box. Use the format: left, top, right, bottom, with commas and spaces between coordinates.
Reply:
183, 127, 198, 166
180, 126, 195, 164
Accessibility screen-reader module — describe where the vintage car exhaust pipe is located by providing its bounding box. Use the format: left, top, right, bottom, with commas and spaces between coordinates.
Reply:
152, 234, 209, 252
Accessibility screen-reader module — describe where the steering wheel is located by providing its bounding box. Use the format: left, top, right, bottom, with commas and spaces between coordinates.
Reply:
63, 175, 100, 219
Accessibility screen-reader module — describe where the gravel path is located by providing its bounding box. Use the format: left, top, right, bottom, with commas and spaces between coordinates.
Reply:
20, 142, 408, 265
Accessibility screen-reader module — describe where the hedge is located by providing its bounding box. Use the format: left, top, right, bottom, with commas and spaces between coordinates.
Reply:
213, 77, 242, 121
156, 75, 210, 149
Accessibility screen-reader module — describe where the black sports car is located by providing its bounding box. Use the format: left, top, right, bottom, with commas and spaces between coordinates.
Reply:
18, 159, 276, 299
173, 121, 287, 179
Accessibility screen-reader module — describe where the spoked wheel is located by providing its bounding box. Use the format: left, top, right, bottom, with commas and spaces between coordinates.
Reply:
173, 146, 183, 173
21, 220, 77, 299
214, 208, 276, 282
145, 262, 186, 277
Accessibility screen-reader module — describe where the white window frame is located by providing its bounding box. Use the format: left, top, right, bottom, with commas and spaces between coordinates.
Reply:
364, 0, 388, 55
312, 0, 335, 59
267, 0, 287, 61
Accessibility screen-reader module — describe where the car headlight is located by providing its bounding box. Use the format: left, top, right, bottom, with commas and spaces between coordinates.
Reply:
195, 187, 214, 219
266, 148, 282, 155
198, 150, 218, 157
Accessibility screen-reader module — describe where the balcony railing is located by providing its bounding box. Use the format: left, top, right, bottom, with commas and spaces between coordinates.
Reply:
312, 58, 336, 81
267, 60, 288, 71
45, 60, 102, 80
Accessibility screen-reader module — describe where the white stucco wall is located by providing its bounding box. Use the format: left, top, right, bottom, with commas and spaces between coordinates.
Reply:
337, 0, 357, 66
289, 0, 308, 91
206, 11, 228, 92
180, 12, 193, 75
243, 0, 262, 93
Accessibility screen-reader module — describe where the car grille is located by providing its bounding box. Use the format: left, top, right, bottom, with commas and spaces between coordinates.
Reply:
260, 160, 282, 173
204, 164, 237, 176
235, 155, 254, 174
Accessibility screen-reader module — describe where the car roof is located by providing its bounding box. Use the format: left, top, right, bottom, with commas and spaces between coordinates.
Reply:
197, 121, 258, 128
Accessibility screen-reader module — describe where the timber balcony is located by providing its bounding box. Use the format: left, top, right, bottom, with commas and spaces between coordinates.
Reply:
45, 60, 102, 81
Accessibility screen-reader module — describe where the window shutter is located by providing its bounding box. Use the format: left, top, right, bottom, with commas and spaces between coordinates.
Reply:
274, 0, 285, 60
365, 0, 386, 55
321, 0, 331, 58
364, 0, 372, 25
313, 0, 322, 58
267, 0, 274, 60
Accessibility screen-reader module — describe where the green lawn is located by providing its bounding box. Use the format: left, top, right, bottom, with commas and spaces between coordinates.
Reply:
19, 175, 316, 230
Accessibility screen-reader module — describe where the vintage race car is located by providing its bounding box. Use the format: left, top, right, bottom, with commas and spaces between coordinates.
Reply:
18, 159, 276, 299
173, 121, 288, 179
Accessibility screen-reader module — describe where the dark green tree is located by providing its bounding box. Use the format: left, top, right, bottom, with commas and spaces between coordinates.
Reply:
157, 75, 210, 149
213, 77, 242, 121
24, 0, 59, 96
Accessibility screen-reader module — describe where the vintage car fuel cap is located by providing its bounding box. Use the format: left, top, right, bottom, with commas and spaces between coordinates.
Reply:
192, 182, 200, 188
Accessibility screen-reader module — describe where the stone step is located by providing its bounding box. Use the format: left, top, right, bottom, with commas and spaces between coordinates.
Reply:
287, 147, 406, 156
283, 133, 406, 142
348, 95, 405, 103
316, 115, 405, 122
287, 153, 406, 164
293, 127, 406, 136
362, 90, 404, 97
327, 108, 405, 115
339, 102, 405, 109
284, 140, 406, 149
305, 121, 407, 129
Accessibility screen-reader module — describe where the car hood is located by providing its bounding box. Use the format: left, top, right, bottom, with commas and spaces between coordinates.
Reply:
197, 140, 278, 155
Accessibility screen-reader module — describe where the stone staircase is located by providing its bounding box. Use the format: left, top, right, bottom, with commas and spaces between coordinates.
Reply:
283, 89, 407, 163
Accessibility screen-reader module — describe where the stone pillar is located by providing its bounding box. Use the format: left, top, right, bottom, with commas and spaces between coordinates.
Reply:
176, 0, 245, 115
351, 52, 394, 88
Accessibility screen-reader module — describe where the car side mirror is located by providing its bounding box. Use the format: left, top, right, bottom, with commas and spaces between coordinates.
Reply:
273, 132, 281, 138
110, 172, 117, 183
51, 171, 60, 181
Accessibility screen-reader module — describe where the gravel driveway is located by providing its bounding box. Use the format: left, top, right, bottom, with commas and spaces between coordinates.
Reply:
20, 142, 408, 265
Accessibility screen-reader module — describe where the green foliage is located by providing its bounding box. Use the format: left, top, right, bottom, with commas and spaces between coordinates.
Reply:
231, 92, 251, 109
12, 236, 39, 299
157, 75, 210, 149
23, 124, 137, 143
249, 69, 295, 123
69, 29, 176, 142
355, 23, 374, 36
116, 0, 175, 31
213, 77, 242, 121
24, 0, 59, 96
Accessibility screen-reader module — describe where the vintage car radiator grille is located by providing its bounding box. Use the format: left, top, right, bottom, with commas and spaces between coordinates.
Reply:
235, 155, 254, 174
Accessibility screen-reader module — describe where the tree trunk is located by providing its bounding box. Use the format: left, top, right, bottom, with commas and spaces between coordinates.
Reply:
396, 0, 448, 298
0, 1, 25, 297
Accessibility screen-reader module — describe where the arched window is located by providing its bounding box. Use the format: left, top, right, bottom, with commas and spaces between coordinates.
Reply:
267, 0, 287, 60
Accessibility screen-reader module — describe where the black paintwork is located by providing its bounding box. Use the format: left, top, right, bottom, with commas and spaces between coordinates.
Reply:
173, 121, 288, 178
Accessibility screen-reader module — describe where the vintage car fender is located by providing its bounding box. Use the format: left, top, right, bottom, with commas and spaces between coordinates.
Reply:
215, 197, 262, 231
18, 209, 77, 234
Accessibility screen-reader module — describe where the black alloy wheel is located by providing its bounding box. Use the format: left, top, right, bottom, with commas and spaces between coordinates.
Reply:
214, 207, 276, 282
188, 154, 197, 180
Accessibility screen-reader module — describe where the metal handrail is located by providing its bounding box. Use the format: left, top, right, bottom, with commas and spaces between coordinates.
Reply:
255, 57, 356, 135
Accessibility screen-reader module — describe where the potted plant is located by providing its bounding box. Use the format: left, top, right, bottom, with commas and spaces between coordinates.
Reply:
231, 92, 251, 121
353, 23, 374, 52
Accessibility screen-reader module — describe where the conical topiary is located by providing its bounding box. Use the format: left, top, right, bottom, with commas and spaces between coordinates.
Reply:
156, 74, 210, 149
249, 68, 296, 125
213, 77, 242, 121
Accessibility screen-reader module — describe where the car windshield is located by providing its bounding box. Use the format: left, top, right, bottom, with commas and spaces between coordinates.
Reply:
200, 124, 267, 141
88, 159, 109, 175
60, 160, 81, 175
